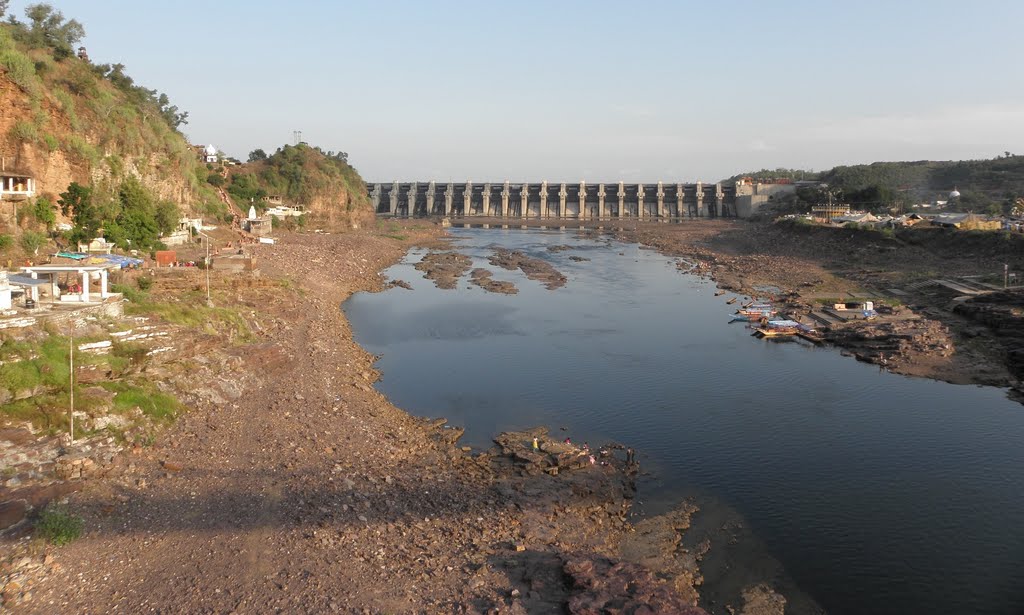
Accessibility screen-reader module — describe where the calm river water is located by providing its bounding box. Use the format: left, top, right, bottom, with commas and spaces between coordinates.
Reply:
344, 228, 1024, 615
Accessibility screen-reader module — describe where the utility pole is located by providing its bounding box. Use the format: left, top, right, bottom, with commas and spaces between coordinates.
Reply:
1005, 263, 1009, 289
69, 334, 74, 443
200, 232, 212, 305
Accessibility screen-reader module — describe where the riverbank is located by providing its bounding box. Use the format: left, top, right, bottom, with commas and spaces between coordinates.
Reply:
606, 219, 1020, 395
5, 222, 815, 614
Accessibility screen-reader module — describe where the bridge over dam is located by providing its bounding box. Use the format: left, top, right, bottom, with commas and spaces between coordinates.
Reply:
370, 181, 763, 219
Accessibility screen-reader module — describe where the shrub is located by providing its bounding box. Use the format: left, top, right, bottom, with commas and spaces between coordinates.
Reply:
136, 276, 153, 291
10, 120, 38, 143
66, 135, 99, 165
19, 230, 47, 255
35, 506, 84, 546
0, 235, 13, 250
41, 133, 59, 151
0, 48, 38, 94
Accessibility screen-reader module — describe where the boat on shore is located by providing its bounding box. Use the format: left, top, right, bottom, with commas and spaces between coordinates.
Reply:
736, 304, 777, 318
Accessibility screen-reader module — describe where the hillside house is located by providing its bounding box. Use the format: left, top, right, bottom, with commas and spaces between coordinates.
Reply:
0, 171, 36, 201
161, 217, 203, 246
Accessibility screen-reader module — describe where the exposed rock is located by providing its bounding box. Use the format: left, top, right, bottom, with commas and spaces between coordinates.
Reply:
415, 251, 474, 289
489, 249, 567, 290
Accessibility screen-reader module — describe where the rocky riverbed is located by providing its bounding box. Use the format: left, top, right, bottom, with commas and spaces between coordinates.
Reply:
2, 223, 818, 614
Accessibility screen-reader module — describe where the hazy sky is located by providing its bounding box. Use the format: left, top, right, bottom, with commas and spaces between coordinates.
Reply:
13, 0, 1024, 181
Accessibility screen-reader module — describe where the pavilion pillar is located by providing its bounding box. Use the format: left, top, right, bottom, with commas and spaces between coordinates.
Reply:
100, 270, 108, 298
80, 271, 90, 303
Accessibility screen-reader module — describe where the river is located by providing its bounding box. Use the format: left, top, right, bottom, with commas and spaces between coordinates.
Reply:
344, 227, 1024, 615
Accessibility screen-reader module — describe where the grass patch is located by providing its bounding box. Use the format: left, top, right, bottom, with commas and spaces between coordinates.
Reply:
118, 286, 252, 342
101, 380, 182, 422
35, 506, 84, 546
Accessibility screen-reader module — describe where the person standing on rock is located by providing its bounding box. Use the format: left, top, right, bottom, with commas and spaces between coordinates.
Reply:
532, 437, 539, 451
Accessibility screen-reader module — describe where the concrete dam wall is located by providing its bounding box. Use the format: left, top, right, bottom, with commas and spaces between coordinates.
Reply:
370, 181, 742, 219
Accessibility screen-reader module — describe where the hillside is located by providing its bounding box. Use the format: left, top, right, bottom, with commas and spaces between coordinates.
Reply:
0, 4, 373, 252
728, 154, 1024, 214
224, 144, 374, 230
0, 9, 220, 219
820, 156, 1024, 210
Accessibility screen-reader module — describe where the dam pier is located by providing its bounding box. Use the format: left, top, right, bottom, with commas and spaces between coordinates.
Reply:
370, 181, 748, 219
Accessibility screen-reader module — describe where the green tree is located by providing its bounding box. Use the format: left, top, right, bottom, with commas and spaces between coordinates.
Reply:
248, 149, 267, 162
0, 0, 9, 20
58, 182, 100, 243
19, 230, 46, 255
23, 3, 84, 58
33, 196, 56, 228
155, 201, 178, 235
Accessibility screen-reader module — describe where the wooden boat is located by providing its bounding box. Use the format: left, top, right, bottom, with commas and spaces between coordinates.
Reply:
714, 290, 725, 296
753, 319, 801, 338
725, 297, 737, 305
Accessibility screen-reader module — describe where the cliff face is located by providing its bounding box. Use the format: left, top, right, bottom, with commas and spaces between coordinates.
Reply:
0, 23, 207, 218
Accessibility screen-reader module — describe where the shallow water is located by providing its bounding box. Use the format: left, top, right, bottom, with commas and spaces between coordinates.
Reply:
344, 228, 1024, 615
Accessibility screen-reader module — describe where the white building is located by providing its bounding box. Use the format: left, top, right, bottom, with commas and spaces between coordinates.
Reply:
0, 171, 36, 201
204, 144, 219, 164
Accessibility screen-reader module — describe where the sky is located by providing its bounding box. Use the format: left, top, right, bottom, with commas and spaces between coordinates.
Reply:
10, 0, 1024, 181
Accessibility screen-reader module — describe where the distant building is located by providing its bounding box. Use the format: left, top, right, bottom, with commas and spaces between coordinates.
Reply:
811, 204, 851, 221
77, 46, 89, 61
930, 213, 1000, 230
203, 144, 219, 164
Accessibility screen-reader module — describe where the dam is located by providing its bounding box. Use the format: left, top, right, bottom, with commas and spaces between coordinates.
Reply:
370, 181, 746, 218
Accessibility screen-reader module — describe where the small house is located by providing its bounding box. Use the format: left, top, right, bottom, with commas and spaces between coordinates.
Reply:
77, 237, 116, 254
0, 171, 36, 201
